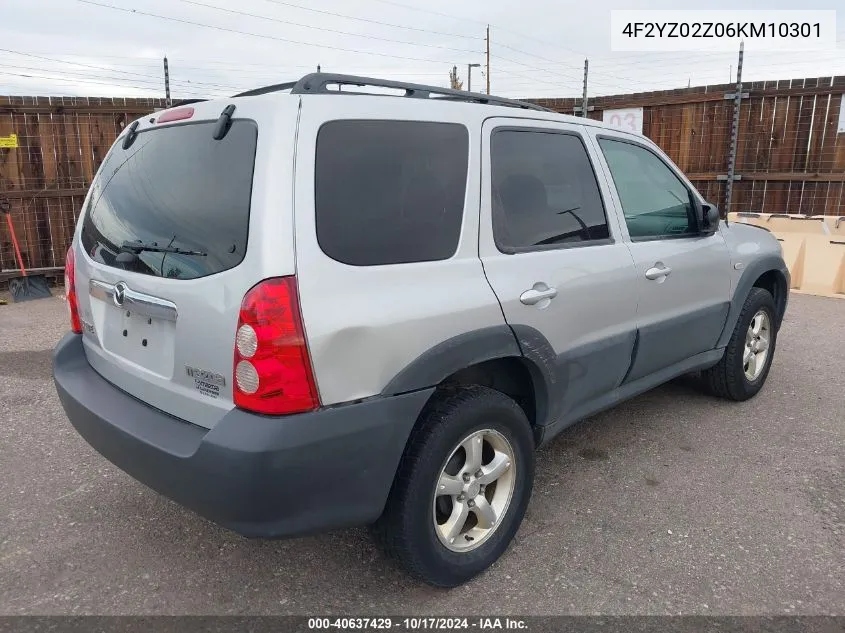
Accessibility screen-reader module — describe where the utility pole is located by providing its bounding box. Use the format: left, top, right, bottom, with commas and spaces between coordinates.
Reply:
485, 25, 491, 95
163, 56, 171, 107
580, 59, 589, 117
724, 42, 744, 214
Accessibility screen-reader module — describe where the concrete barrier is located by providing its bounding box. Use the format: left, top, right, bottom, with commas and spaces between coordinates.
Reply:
727, 213, 844, 298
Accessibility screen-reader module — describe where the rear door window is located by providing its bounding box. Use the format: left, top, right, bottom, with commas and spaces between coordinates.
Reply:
80, 120, 258, 280
491, 129, 611, 251
315, 120, 469, 266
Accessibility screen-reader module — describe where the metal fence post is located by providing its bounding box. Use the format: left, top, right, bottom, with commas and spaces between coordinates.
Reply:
723, 43, 744, 213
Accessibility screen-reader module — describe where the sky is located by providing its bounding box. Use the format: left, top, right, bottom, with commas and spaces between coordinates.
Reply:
1, 0, 844, 100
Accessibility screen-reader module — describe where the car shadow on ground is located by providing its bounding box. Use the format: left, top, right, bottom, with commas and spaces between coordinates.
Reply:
60, 373, 723, 600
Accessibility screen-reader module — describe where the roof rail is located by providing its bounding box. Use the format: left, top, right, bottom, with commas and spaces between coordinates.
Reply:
171, 98, 207, 107
233, 81, 298, 98
231, 73, 552, 112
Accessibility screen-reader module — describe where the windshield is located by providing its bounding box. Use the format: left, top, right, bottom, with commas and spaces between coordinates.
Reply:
80, 119, 258, 280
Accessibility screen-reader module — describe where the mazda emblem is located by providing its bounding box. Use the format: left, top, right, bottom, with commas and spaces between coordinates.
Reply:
113, 282, 127, 307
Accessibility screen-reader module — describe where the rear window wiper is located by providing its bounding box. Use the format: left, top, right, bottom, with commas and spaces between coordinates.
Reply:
120, 241, 207, 256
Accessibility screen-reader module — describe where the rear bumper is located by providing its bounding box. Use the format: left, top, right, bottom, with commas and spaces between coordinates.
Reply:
53, 333, 432, 538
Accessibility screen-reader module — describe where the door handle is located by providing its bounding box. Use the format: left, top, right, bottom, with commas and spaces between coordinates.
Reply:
645, 265, 672, 280
520, 285, 558, 305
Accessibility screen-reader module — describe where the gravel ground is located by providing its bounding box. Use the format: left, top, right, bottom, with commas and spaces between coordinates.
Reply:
0, 292, 842, 615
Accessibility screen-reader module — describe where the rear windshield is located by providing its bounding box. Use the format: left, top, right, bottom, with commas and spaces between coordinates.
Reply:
80, 120, 258, 280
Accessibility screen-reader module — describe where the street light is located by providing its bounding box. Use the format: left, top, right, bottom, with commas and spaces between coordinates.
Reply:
467, 63, 481, 92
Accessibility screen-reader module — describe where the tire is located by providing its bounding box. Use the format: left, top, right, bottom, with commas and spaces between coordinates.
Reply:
702, 287, 778, 401
372, 385, 535, 587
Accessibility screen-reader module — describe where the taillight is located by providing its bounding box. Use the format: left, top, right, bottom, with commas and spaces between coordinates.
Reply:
64, 247, 82, 334
233, 277, 320, 416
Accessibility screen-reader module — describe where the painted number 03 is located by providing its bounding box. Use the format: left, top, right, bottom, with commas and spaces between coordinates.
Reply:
609, 112, 637, 131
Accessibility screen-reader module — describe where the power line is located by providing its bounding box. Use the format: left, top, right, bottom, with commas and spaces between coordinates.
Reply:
490, 53, 617, 88
0, 71, 215, 95
0, 62, 241, 93
259, 0, 477, 40
177, 0, 481, 54
0, 49, 238, 91
491, 42, 633, 84
362, 0, 487, 25
74, 0, 469, 66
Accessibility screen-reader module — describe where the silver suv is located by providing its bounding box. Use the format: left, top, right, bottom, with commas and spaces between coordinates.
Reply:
53, 74, 789, 587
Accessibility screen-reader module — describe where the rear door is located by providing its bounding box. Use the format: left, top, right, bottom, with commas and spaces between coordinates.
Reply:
72, 97, 300, 428
479, 117, 640, 422
589, 131, 731, 381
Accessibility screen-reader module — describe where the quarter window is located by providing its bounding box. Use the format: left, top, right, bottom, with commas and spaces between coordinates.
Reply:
315, 120, 469, 266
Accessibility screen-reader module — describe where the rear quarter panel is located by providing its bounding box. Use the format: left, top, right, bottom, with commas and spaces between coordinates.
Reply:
293, 97, 507, 405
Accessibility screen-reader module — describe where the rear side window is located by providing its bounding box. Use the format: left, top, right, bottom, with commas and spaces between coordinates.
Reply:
315, 120, 469, 266
81, 120, 257, 280
491, 129, 610, 251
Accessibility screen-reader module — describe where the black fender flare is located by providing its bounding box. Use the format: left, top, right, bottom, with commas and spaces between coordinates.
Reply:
381, 324, 558, 427
717, 255, 790, 348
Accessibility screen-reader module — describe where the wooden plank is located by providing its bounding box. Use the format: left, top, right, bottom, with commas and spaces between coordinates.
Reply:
790, 79, 817, 173
755, 85, 777, 172
814, 92, 837, 173
709, 99, 731, 173
63, 111, 85, 189
824, 183, 844, 216
762, 181, 791, 215
731, 180, 754, 214
806, 80, 833, 173
769, 81, 802, 211
36, 110, 58, 189
76, 111, 96, 186
785, 181, 805, 216
735, 93, 760, 173
46, 196, 74, 267
801, 181, 830, 216
15, 112, 45, 268
828, 93, 845, 174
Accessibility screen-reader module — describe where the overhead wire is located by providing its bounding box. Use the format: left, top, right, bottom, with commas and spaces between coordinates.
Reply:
175, 0, 481, 55
0, 71, 220, 95
258, 0, 477, 39
0, 49, 239, 91
74, 0, 469, 66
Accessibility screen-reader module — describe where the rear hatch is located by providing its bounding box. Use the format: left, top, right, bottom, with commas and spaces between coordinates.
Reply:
72, 97, 299, 428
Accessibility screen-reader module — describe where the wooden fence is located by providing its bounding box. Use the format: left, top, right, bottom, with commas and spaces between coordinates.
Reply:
1, 76, 844, 274
0, 96, 167, 274
532, 75, 845, 219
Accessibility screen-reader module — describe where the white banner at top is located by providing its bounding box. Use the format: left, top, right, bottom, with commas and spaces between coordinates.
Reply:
610, 10, 837, 52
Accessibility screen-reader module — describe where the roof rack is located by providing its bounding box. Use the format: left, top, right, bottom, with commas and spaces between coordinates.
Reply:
233, 81, 298, 98
171, 98, 208, 107
232, 73, 552, 112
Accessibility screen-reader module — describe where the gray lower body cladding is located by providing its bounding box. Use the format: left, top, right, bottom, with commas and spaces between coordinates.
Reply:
53, 333, 431, 538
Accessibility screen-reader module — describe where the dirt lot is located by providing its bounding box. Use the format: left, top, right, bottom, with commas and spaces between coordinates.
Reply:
0, 293, 842, 615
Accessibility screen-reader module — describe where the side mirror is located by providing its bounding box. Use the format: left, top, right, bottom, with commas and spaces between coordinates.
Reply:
699, 201, 720, 235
